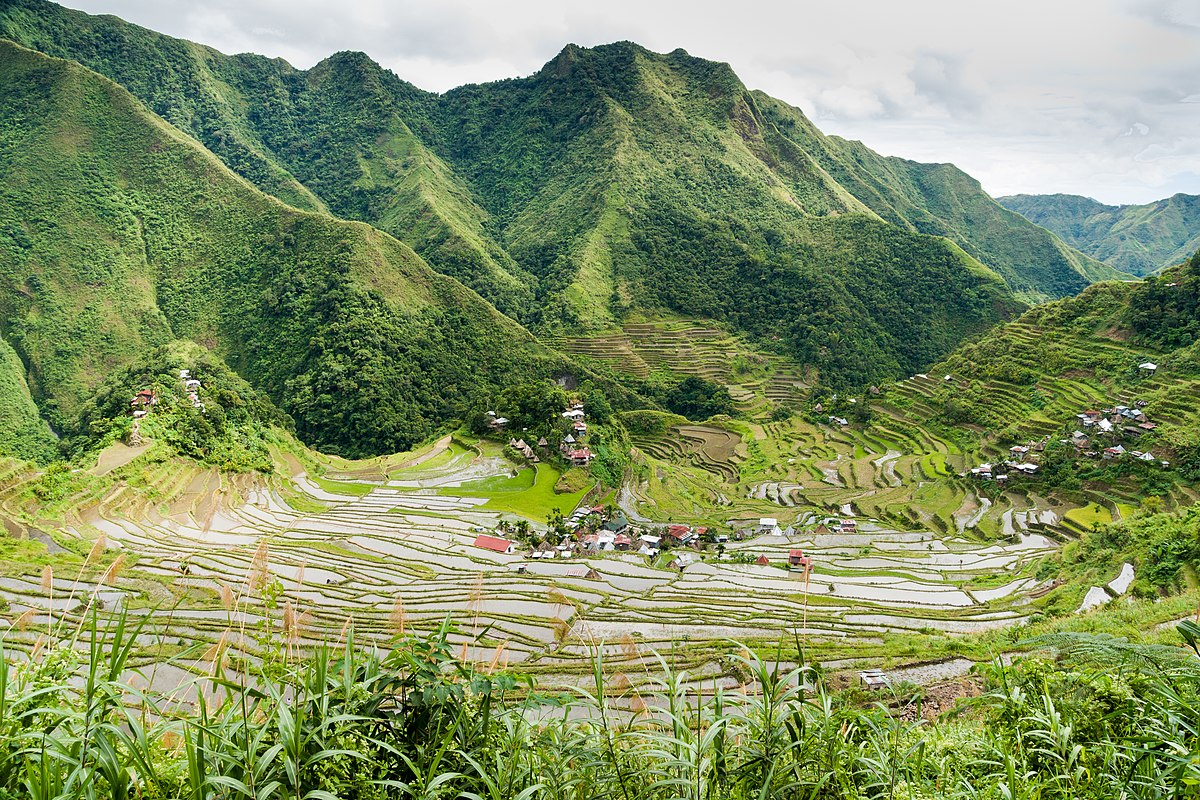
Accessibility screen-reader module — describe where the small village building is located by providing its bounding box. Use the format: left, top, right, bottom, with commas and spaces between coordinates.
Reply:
537, 436, 549, 448
568, 448, 593, 466
840, 519, 857, 533
666, 524, 696, 545
754, 555, 771, 566
859, 669, 889, 690
1139, 362, 1158, 373
1102, 445, 1126, 459
758, 517, 779, 534
788, 549, 813, 573
473, 534, 515, 554
602, 514, 630, 535
562, 409, 585, 421
670, 553, 696, 570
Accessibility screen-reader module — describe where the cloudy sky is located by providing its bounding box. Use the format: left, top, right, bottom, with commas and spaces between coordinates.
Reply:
63, 0, 1200, 205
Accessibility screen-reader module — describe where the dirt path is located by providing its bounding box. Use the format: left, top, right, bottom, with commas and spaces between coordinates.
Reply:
393, 435, 451, 469
91, 441, 152, 477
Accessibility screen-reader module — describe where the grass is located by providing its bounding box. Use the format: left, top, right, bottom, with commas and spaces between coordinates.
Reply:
447, 464, 593, 523
1064, 502, 1113, 530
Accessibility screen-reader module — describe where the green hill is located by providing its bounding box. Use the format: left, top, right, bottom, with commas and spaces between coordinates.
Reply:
0, 39, 566, 458
747, 93, 1128, 301
0, 1, 1157, 409
0, 334, 56, 462
917, 252, 1200, 488
999, 192, 1200, 276
432, 43, 1024, 384
0, 0, 534, 317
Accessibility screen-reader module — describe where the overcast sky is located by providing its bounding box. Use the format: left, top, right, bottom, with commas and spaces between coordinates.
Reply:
62, 0, 1200, 205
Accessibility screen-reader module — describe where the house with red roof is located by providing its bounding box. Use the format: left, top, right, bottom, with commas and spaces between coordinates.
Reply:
472, 534, 515, 554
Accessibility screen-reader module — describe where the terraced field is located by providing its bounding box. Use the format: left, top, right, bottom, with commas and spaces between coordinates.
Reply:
0, 435, 1062, 679
544, 320, 810, 413
609, 308, 1199, 543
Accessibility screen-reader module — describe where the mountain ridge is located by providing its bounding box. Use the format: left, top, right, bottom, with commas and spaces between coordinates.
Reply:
998, 191, 1200, 277
0, 38, 572, 458
0, 0, 1119, 311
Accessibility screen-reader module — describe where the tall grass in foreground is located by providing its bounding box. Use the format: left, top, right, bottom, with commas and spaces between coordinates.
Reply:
1, 610, 1199, 799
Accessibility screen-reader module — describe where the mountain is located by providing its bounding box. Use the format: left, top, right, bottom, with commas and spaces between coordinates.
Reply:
0, 5, 1024, 390
0, 4, 1115, 310
0, 0, 534, 317
0, 39, 569, 459
748, 97, 1128, 299
998, 192, 1200, 277
430, 42, 1024, 383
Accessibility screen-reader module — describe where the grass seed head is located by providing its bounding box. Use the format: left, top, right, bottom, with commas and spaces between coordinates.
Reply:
85, 534, 108, 567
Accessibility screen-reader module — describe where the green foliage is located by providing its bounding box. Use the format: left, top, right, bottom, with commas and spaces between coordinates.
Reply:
1068, 504, 1200, 593
70, 340, 287, 472
640, 375, 735, 421
3, 611, 1200, 800
0, 335, 56, 463
0, 40, 578, 459
1000, 192, 1200, 276
1127, 258, 1200, 347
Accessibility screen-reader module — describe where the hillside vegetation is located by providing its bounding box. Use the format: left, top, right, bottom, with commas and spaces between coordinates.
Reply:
1000, 192, 1200, 276
0, 334, 56, 462
0, 40, 570, 458
0, 1, 1132, 391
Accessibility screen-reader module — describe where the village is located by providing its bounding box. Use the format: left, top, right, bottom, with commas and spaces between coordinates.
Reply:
968, 362, 1170, 483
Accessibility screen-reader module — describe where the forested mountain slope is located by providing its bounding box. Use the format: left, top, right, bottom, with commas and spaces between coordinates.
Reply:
0, 0, 1149, 402
999, 192, 1200, 277
0, 0, 534, 316
0, 40, 567, 458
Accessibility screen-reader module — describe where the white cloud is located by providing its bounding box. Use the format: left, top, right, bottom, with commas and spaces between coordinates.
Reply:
58, 0, 1200, 204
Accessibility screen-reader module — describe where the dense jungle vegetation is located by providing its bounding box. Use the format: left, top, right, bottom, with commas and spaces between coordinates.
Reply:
0, 0, 1130, 410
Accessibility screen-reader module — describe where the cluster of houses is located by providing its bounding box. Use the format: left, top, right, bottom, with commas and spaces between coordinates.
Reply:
469, 505, 731, 563
179, 370, 204, 412
969, 442, 1045, 483
128, 369, 205, 420
488, 402, 594, 467
1069, 402, 1168, 466
468, 508, 848, 577
970, 397, 1171, 482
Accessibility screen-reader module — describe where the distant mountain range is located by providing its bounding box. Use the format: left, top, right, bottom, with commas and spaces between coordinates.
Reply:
999, 193, 1200, 276
0, 0, 1146, 458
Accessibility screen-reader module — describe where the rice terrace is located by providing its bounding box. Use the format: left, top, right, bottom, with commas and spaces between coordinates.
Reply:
3, 2, 1200, 795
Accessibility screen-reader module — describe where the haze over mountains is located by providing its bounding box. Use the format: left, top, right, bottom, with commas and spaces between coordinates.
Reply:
0, 0, 1158, 460
999, 192, 1200, 277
